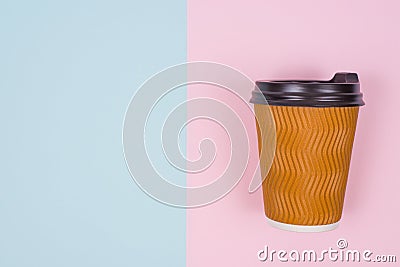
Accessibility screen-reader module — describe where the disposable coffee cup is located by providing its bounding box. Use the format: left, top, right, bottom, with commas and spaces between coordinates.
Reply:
250, 72, 364, 232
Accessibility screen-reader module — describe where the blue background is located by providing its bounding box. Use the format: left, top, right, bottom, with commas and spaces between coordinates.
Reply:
0, 1, 186, 266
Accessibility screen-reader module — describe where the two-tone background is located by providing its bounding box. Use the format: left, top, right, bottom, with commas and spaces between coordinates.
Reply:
1, 0, 400, 266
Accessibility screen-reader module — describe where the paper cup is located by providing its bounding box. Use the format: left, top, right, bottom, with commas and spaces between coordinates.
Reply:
251, 72, 364, 232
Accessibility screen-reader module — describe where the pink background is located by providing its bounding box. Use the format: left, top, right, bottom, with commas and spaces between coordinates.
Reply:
187, 0, 400, 266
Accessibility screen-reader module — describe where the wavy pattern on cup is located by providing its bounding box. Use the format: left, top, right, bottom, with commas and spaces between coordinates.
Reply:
256, 105, 359, 225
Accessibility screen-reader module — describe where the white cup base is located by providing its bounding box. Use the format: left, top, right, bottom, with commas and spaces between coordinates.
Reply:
266, 217, 339, 233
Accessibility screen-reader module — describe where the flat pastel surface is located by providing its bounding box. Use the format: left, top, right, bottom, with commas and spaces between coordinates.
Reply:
187, 0, 400, 266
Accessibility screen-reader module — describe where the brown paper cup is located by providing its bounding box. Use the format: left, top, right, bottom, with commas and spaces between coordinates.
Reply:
251, 72, 364, 232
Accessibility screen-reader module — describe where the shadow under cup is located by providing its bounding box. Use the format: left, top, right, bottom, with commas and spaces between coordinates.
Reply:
251, 72, 365, 232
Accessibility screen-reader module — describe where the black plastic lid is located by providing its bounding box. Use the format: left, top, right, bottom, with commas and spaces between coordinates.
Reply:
250, 72, 365, 107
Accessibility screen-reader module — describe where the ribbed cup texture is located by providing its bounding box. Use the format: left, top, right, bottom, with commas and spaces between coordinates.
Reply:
255, 105, 359, 226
